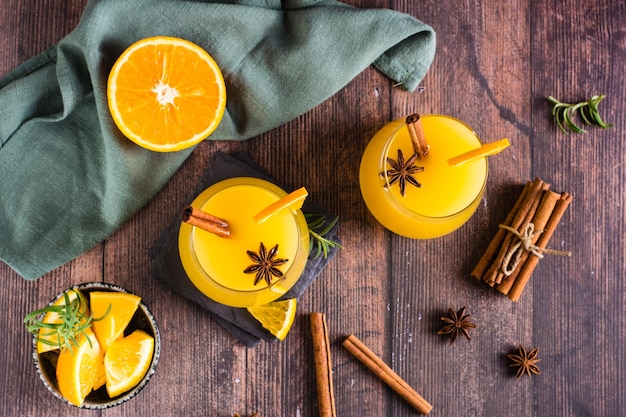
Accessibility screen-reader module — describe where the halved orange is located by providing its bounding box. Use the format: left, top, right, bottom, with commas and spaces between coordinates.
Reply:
107, 36, 227, 152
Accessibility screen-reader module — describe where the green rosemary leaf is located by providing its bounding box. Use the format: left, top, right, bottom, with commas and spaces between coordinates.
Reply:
547, 94, 613, 133
305, 213, 342, 260
24, 289, 110, 353
307, 214, 326, 230
317, 215, 339, 236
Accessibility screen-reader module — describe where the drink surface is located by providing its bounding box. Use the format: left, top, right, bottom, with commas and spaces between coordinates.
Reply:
179, 178, 309, 307
359, 115, 488, 239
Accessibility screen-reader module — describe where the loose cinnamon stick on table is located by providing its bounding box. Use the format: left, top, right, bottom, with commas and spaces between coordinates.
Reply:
405, 114, 429, 157
342, 334, 432, 415
506, 192, 573, 301
181, 206, 230, 238
310, 313, 336, 417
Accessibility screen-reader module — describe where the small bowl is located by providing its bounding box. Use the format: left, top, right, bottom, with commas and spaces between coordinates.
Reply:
32, 282, 161, 409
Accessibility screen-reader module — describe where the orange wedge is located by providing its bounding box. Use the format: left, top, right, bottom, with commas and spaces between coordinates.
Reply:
253, 187, 308, 224
36, 290, 86, 354
56, 329, 104, 406
107, 36, 227, 152
247, 298, 297, 341
89, 291, 141, 352
104, 330, 155, 398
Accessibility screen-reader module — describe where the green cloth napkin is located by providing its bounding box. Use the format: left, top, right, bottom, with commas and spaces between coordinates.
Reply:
0, 0, 436, 280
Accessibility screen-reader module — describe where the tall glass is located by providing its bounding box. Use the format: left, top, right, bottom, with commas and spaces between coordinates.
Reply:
359, 114, 488, 239
178, 177, 309, 307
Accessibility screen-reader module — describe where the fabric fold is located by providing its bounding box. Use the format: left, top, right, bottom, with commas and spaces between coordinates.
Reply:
0, 0, 435, 279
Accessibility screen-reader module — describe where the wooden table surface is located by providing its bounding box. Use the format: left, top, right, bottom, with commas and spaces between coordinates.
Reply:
1, 1, 624, 416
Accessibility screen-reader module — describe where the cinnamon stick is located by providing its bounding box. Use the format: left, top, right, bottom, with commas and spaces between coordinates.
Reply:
496, 190, 562, 293
483, 178, 549, 285
405, 114, 429, 157
181, 206, 230, 238
310, 313, 336, 417
471, 180, 533, 280
342, 334, 432, 415
507, 192, 573, 301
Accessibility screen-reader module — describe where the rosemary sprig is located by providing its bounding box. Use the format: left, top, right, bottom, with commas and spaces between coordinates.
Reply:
305, 213, 342, 260
547, 94, 613, 133
24, 289, 110, 353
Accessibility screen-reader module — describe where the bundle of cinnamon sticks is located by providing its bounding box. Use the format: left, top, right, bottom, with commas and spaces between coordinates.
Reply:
471, 177, 572, 301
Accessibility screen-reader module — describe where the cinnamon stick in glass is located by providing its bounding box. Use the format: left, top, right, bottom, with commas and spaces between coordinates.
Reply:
181, 206, 230, 238
342, 334, 432, 415
405, 114, 429, 157
310, 313, 336, 417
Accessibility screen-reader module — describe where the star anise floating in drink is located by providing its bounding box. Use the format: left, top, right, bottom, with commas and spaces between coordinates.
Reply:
437, 306, 477, 344
507, 344, 541, 378
243, 242, 288, 286
382, 149, 424, 196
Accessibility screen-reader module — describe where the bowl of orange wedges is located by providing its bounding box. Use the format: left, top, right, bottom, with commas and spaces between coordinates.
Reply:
25, 282, 160, 409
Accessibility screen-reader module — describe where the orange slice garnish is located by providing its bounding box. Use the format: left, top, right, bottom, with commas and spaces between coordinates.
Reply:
253, 187, 308, 224
448, 138, 511, 167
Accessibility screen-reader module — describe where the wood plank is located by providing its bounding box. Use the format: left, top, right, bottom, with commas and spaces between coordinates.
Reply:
390, 1, 534, 416
1, 1, 624, 416
530, 1, 626, 416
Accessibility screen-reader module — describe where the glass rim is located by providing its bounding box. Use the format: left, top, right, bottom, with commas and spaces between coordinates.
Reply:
379, 114, 489, 222
178, 177, 310, 307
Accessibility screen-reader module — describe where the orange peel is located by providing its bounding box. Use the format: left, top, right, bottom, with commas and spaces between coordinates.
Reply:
253, 187, 308, 224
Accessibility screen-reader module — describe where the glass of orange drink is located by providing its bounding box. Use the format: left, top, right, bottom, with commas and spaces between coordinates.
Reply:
359, 114, 491, 239
178, 177, 310, 308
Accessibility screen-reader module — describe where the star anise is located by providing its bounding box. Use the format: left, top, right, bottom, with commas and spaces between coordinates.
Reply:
382, 149, 424, 196
437, 306, 477, 344
243, 242, 288, 286
507, 344, 541, 378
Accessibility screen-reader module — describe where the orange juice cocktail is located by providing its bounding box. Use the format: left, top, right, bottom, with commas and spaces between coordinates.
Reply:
359, 115, 488, 239
178, 177, 309, 307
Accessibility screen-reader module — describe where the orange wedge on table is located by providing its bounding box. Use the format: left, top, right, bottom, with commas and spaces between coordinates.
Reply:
107, 36, 227, 152
90, 291, 141, 351
247, 298, 297, 341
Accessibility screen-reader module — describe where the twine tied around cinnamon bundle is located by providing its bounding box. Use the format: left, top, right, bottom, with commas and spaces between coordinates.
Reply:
498, 223, 572, 276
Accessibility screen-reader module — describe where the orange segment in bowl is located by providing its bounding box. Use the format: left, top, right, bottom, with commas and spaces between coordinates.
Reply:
253, 187, 308, 224
107, 36, 227, 152
104, 330, 155, 398
56, 329, 104, 407
90, 291, 141, 351
36, 290, 87, 354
